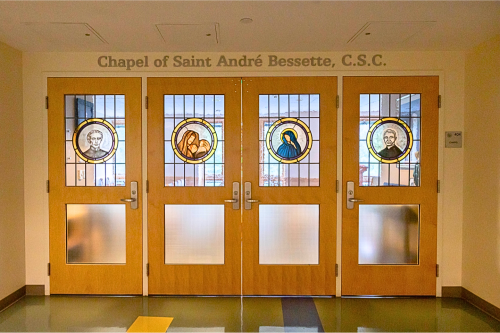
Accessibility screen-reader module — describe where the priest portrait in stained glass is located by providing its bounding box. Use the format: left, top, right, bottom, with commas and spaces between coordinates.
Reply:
378, 128, 404, 158
83, 130, 108, 159
367, 117, 413, 164
73, 119, 118, 164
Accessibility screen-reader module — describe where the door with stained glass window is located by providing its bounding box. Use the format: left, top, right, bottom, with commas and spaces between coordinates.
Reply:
147, 78, 241, 295
48, 78, 142, 294
342, 76, 439, 295
242, 77, 337, 295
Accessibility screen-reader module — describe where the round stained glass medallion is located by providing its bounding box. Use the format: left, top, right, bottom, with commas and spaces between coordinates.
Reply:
73, 118, 118, 164
266, 118, 313, 163
171, 118, 218, 164
367, 117, 413, 163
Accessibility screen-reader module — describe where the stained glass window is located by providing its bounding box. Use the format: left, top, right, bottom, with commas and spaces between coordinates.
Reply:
259, 94, 320, 187
65, 95, 125, 187
164, 95, 224, 186
359, 94, 421, 187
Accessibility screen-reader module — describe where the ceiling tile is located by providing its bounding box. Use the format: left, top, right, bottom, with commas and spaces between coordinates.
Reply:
22, 22, 107, 49
348, 21, 436, 47
156, 23, 219, 50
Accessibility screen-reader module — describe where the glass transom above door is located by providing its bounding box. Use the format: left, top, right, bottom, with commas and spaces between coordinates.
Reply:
164, 95, 224, 187
259, 94, 320, 187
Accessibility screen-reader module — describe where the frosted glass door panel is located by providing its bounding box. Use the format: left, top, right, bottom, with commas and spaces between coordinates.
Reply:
165, 205, 224, 264
359, 205, 419, 265
66, 204, 126, 264
259, 205, 319, 265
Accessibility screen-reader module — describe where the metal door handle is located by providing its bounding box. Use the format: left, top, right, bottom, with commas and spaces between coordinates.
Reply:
347, 181, 362, 210
244, 182, 260, 209
122, 181, 138, 209
226, 182, 240, 210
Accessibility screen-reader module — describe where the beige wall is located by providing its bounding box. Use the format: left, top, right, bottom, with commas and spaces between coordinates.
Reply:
463, 35, 500, 308
0, 41, 25, 300
23, 51, 465, 293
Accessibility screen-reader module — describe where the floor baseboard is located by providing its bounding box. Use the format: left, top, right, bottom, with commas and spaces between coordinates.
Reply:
0, 286, 26, 312
442, 286, 463, 298
26, 285, 45, 296
443, 286, 500, 321
461, 287, 500, 321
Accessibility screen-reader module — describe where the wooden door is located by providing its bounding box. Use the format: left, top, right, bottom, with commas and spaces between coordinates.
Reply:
342, 76, 439, 295
48, 77, 142, 294
242, 77, 337, 295
147, 78, 241, 295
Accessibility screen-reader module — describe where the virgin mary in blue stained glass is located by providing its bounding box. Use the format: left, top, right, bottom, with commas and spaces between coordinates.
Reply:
277, 130, 302, 159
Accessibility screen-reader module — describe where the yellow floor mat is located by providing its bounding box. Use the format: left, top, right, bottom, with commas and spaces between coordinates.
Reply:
127, 316, 174, 332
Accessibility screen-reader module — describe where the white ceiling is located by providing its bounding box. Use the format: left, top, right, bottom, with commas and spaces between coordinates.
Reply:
0, 1, 499, 52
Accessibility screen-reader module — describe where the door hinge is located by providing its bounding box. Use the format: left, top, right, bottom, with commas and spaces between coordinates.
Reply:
46, 180, 50, 193
146, 180, 149, 194
335, 263, 339, 277
438, 95, 442, 108
336, 95, 340, 109
146, 263, 149, 277
145, 96, 148, 109
437, 180, 441, 193
47, 263, 51, 276
336, 180, 339, 193
436, 264, 440, 277
45, 96, 49, 109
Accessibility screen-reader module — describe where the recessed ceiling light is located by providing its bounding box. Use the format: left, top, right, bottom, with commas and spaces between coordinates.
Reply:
240, 18, 253, 24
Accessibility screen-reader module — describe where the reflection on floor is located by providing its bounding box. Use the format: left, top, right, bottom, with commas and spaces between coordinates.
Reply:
0, 296, 500, 332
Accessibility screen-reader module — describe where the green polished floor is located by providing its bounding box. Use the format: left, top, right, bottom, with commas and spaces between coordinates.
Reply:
1, 296, 500, 332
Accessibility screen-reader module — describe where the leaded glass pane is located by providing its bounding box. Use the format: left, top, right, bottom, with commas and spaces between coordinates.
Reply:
260, 94, 319, 187
360, 94, 421, 187
164, 95, 224, 187
65, 95, 125, 187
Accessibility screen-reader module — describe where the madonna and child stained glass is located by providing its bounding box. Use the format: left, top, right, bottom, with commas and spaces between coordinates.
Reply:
171, 118, 218, 164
